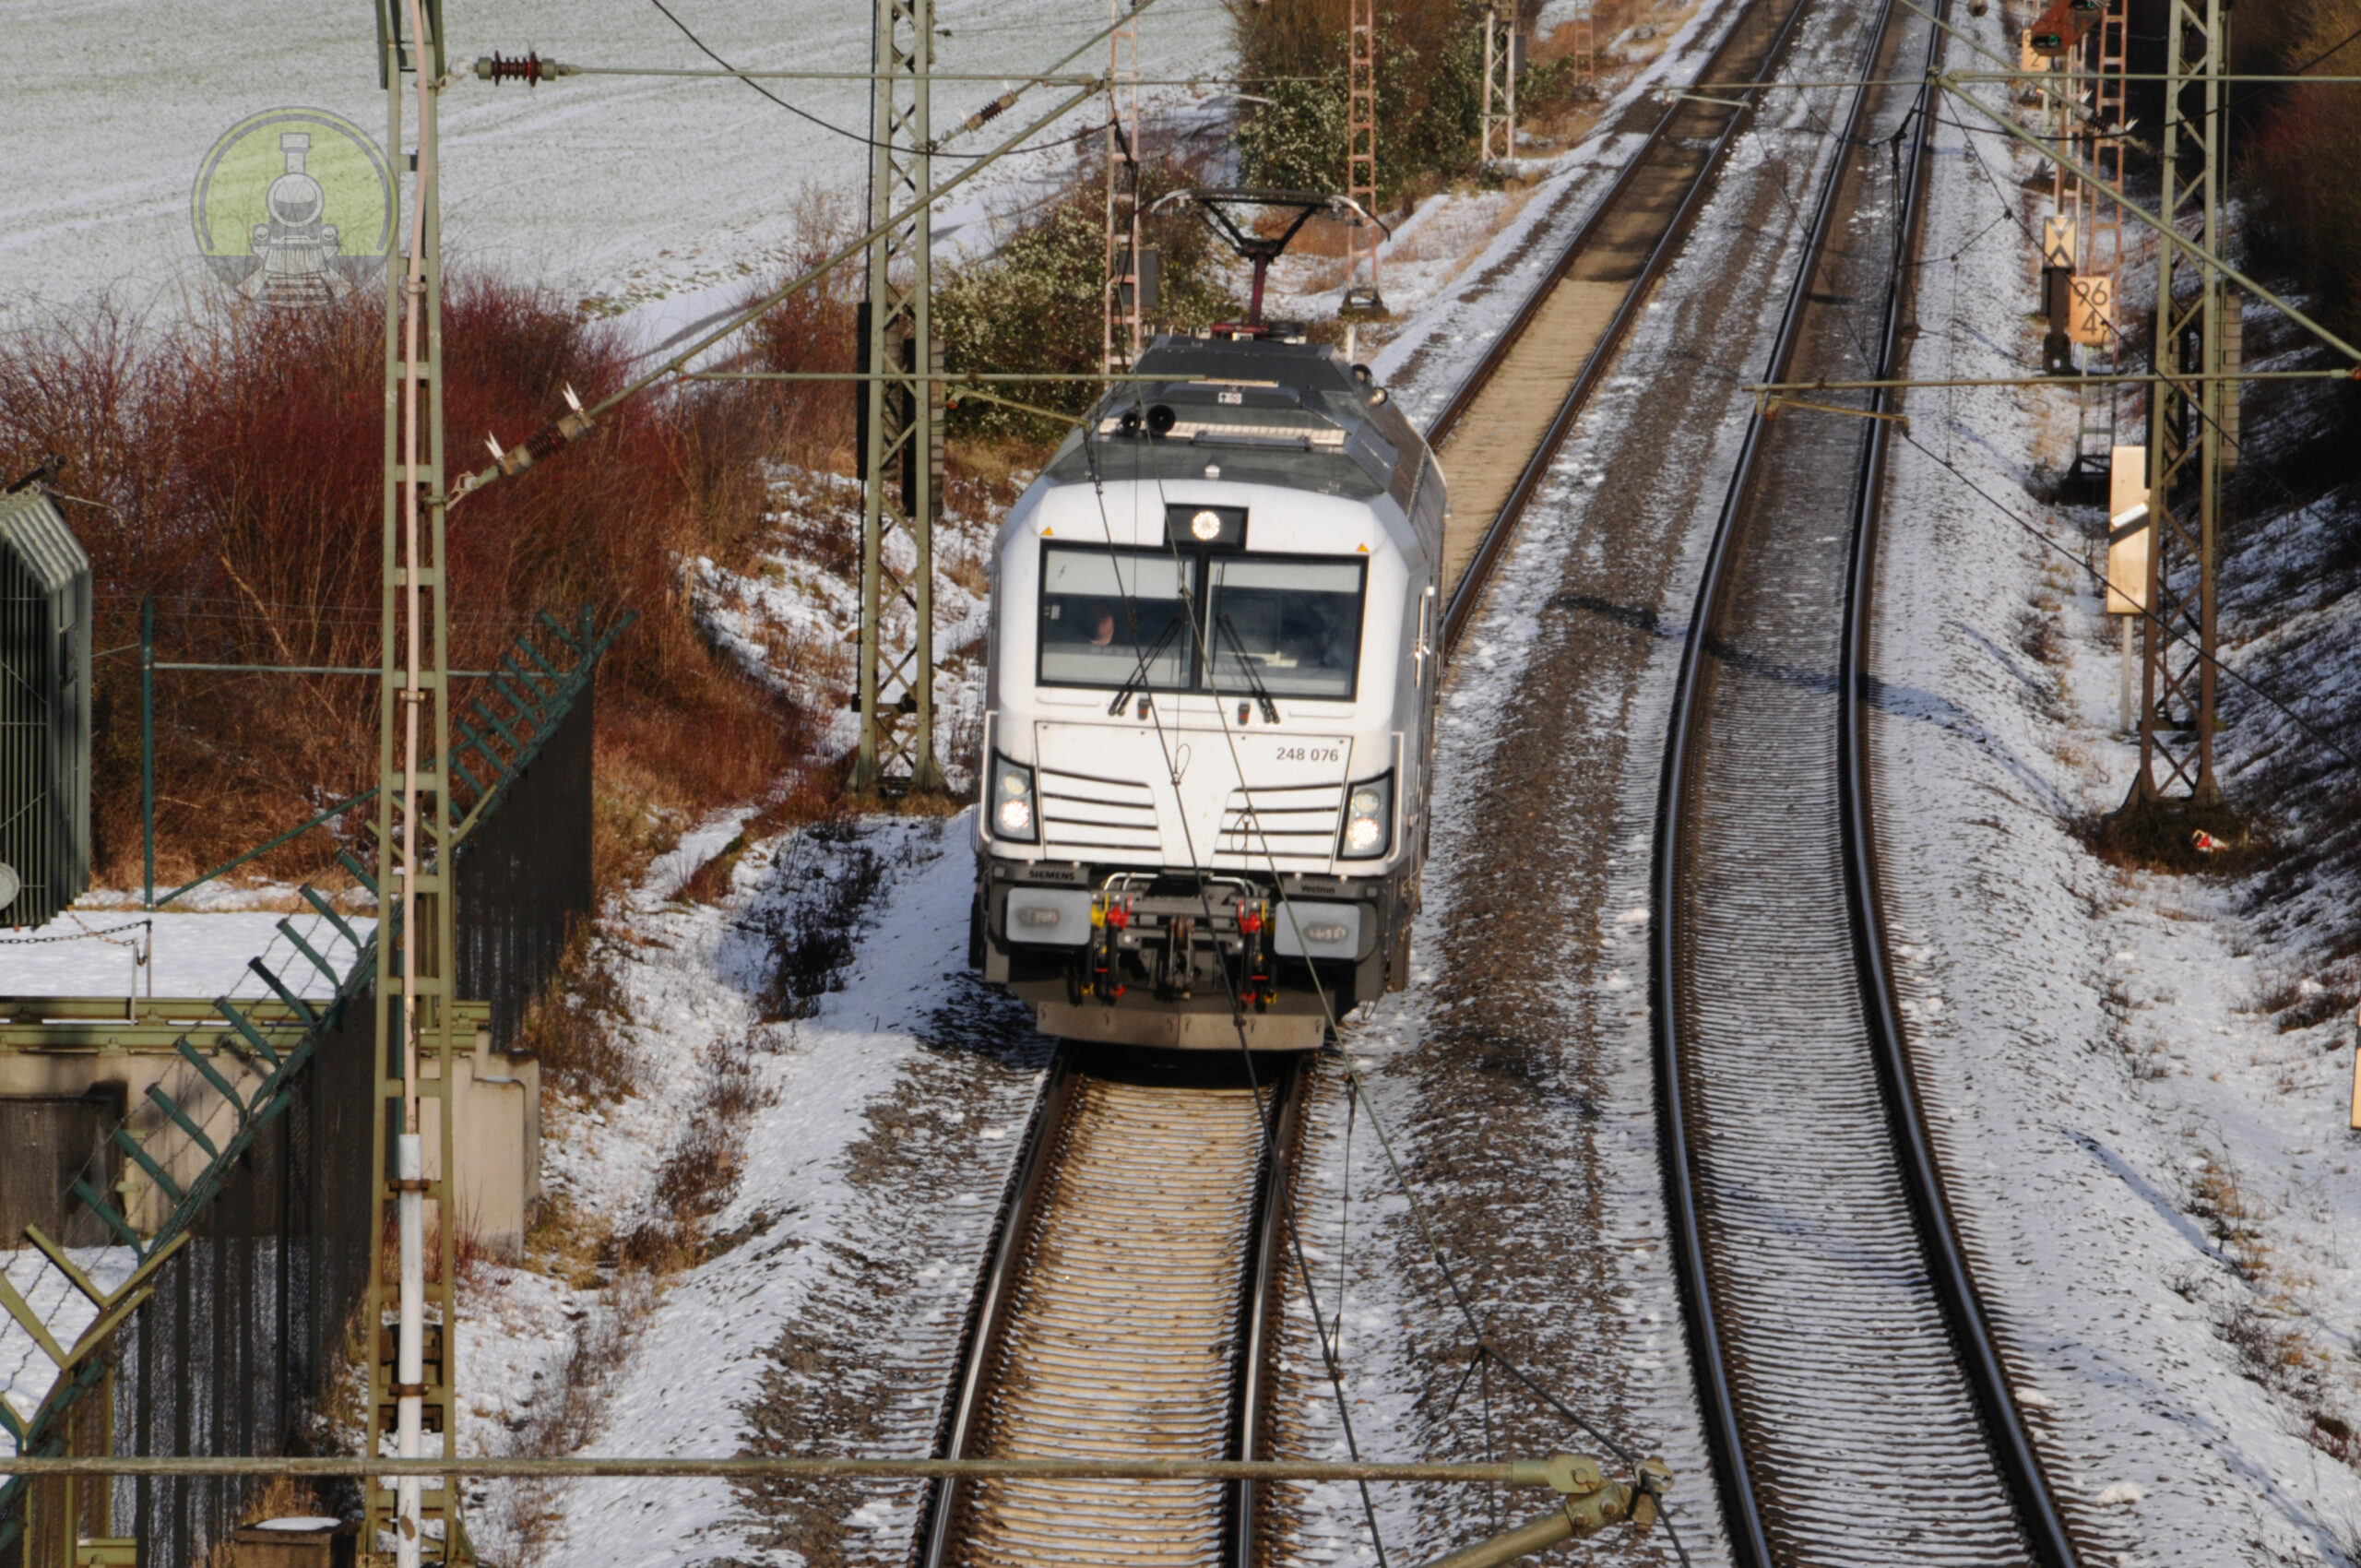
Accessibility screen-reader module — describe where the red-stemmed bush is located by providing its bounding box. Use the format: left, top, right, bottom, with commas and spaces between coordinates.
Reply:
0, 278, 834, 891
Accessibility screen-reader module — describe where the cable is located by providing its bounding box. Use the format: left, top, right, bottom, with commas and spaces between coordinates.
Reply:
1948, 206, 2349, 769
1897, 428, 2360, 769
645, 0, 1101, 160
1784, 67, 2359, 777
2189, 16, 2361, 127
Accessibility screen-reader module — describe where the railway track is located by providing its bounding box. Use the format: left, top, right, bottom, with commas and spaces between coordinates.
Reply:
1428, 0, 1814, 652
913, 0, 2082, 1562
1650, 1, 2082, 1563
915, 1051, 1303, 1568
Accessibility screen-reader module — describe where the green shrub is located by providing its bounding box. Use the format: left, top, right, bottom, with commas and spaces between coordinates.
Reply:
1237, 75, 1347, 193
1227, 0, 1500, 207
934, 172, 1239, 440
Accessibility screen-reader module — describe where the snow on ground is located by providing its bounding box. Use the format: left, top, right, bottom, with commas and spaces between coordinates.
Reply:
691, 464, 1003, 786
1865, 12, 2361, 1561
452, 803, 1044, 1568
0, 908, 371, 999
2, 0, 1236, 338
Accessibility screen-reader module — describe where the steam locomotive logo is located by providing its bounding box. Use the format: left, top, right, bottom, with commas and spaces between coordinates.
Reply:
191, 107, 395, 306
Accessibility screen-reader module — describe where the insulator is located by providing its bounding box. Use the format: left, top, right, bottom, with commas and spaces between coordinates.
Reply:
960, 90, 1018, 136
479, 51, 548, 87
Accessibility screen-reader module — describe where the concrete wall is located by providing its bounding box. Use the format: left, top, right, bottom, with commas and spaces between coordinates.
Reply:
0, 1000, 540, 1257
0, 1087, 119, 1241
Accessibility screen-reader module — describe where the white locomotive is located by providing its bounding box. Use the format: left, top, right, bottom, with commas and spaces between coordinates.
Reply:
968, 327, 1446, 1050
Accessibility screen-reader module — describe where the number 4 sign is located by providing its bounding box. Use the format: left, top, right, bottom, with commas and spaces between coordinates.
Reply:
2069, 273, 2116, 347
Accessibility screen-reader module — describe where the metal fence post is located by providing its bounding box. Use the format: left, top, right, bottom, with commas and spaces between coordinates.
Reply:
140, 596, 154, 910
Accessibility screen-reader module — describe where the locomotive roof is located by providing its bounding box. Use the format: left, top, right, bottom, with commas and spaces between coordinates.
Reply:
1038, 335, 1430, 508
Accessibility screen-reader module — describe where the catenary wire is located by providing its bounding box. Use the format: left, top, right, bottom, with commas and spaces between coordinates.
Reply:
646, 0, 1100, 158
1095, 370, 1695, 1559
1819, 77, 2361, 771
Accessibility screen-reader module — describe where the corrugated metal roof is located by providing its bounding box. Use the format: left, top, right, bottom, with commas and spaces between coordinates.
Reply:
0, 489, 89, 601
1, 485, 94, 927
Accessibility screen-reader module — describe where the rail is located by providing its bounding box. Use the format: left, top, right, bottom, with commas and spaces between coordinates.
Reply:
1429, 0, 1815, 655
1836, 19, 2080, 1568
1648, 0, 2081, 1560
913, 1053, 1302, 1568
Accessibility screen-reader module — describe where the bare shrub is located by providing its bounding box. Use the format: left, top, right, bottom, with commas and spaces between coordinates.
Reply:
622, 1030, 776, 1271
516, 919, 635, 1102
2245, 2, 2361, 359
0, 279, 814, 890
752, 824, 890, 1021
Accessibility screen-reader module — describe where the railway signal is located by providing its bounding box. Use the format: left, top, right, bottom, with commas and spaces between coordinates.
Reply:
2025, 0, 2101, 56
2039, 215, 2074, 374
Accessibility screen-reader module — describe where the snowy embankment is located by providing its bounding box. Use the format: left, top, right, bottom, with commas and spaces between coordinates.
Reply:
1867, 16, 2361, 1562
454, 807, 1049, 1568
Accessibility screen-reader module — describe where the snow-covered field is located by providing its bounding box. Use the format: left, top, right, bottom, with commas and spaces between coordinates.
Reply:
1, 0, 1236, 338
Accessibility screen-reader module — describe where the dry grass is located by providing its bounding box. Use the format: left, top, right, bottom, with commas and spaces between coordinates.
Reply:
515, 919, 636, 1104
623, 1029, 777, 1271
2082, 795, 2263, 877
481, 1264, 663, 1568
488, 1026, 781, 1566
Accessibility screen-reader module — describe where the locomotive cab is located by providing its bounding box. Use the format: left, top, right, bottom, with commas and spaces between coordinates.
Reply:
970, 332, 1445, 1051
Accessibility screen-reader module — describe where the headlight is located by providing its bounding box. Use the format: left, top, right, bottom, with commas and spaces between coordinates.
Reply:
1338, 771, 1393, 860
991, 754, 1038, 843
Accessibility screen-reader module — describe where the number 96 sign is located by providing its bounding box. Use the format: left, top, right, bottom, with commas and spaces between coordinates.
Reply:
2068, 274, 2116, 348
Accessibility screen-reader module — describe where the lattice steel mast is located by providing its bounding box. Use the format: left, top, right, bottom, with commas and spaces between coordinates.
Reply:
367, 2, 464, 1564
1342, 0, 1382, 312
851, 0, 947, 794
2134, 0, 2232, 803
2057, 0, 2130, 478
1104, 0, 1144, 374
1481, 6, 1511, 168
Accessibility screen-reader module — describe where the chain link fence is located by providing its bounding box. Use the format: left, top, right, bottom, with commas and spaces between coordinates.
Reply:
4, 627, 608, 1568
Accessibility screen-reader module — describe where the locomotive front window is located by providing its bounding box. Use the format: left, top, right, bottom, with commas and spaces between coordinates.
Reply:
1205, 558, 1364, 700
1038, 547, 1192, 689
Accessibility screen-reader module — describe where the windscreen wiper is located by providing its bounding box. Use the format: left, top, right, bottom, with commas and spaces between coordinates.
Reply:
1108, 615, 1182, 717
1217, 613, 1281, 725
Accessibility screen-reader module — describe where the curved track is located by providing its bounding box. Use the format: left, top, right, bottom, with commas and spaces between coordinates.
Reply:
1649, 1, 2081, 1563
